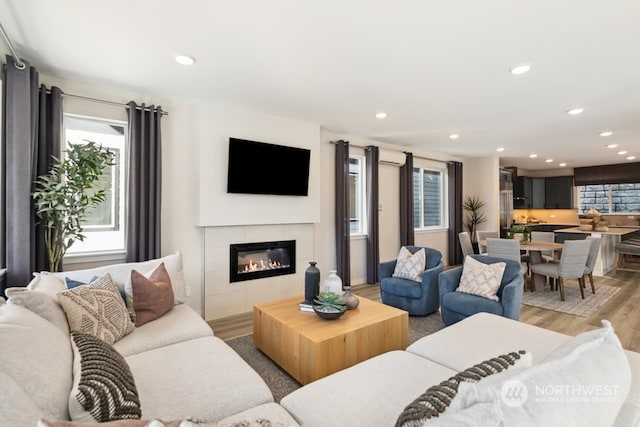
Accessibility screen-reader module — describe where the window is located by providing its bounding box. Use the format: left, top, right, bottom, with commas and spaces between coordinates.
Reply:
64, 115, 127, 255
349, 156, 367, 235
413, 167, 447, 229
578, 183, 640, 213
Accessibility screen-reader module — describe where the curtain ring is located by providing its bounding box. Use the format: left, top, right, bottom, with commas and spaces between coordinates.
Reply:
13, 60, 25, 70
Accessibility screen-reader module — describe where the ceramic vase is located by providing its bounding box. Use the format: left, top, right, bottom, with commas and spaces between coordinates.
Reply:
342, 286, 360, 310
323, 270, 343, 294
304, 261, 320, 304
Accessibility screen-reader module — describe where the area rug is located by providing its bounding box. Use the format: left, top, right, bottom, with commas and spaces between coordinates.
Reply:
225, 313, 445, 402
521, 282, 620, 317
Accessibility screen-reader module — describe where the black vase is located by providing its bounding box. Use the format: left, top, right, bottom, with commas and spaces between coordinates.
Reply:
304, 261, 320, 304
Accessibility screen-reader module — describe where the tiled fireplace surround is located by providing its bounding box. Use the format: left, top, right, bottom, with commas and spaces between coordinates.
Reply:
203, 223, 314, 321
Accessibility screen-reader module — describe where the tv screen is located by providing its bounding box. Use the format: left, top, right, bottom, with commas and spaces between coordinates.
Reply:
227, 138, 311, 196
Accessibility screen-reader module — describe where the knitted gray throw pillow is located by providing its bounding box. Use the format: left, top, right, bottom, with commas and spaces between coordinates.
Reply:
396, 350, 529, 427
69, 332, 142, 422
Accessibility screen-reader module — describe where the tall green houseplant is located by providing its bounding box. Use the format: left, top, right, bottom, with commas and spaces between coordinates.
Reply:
463, 195, 487, 243
32, 142, 115, 271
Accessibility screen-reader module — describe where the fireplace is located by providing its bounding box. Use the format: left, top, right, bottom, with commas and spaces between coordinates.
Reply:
229, 240, 296, 283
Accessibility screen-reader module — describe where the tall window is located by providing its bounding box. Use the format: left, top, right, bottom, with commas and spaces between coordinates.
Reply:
578, 183, 640, 213
64, 115, 127, 255
413, 167, 447, 229
349, 156, 367, 235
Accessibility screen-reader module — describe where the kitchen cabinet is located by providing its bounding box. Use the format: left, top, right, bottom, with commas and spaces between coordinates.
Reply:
514, 176, 574, 209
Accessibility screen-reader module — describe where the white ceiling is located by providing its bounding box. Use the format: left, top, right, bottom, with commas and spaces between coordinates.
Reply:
1, 0, 640, 170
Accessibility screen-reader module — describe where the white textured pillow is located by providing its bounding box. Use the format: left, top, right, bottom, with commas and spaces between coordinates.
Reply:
392, 247, 426, 282
5, 287, 69, 336
58, 273, 135, 345
26, 272, 66, 297
449, 320, 631, 426
457, 256, 506, 301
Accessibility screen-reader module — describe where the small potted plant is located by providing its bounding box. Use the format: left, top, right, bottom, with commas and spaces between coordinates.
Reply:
509, 224, 531, 242
313, 291, 347, 320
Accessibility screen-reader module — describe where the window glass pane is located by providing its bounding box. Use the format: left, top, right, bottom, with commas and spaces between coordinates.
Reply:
64, 115, 126, 254
422, 170, 442, 226
578, 185, 610, 214
612, 183, 640, 212
413, 169, 421, 228
349, 157, 362, 234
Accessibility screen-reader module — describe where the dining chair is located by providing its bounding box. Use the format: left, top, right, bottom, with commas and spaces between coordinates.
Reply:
530, 240, 591, 301
583, 237, 601, 294
522, 231, 556, 275
458, 232, 475, 259
476, 231, 499, 254
486, 238, 528, 277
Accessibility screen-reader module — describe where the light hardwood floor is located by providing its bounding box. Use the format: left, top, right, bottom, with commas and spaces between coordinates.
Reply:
209, 270, 640, 353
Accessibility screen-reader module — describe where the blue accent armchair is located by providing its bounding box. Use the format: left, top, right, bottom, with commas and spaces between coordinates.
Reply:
379, 246, 444, 316
439, 255, 524, 326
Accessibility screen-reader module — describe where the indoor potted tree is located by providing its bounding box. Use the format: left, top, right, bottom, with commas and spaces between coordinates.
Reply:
32, 141, 115, 271
463, 195, 487, 251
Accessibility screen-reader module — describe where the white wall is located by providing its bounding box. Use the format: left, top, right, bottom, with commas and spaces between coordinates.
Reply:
463, 156, 501, 234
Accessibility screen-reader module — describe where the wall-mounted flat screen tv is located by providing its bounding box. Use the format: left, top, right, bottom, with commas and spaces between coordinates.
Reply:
227, 137, 311, 196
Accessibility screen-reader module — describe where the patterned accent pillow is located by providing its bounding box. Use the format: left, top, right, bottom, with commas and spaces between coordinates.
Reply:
395, 350, 531, 426
456, 256, 506, 301
392, 247, 426, 282
130, 263, 175, 327
58, 273, 135, 345
69, 332, 142, 422
65, 275, 128, 302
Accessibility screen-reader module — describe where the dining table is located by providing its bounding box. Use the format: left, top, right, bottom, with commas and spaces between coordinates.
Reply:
479, 239, 565, 292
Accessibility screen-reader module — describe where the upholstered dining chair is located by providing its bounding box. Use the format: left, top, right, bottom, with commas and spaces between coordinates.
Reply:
379, 246, 444, 316
458, 232, 475, 259
530, 239, 591, 301
486, 238, 528, 277
476, 230, 499, 254
438, 255, 524, 325
583, 237, 602, 294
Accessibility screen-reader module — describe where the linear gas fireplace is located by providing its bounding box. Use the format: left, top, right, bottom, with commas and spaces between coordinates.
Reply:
229, 240, 296, 283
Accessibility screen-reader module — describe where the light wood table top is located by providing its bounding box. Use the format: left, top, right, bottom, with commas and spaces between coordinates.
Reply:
253, 295, 408, 385
479, 239, 564, 252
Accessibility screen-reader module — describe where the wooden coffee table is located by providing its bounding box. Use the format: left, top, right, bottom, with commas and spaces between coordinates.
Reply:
253, 295, 408, 385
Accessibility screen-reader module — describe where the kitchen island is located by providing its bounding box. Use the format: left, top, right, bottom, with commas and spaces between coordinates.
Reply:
555, 227, 640, 275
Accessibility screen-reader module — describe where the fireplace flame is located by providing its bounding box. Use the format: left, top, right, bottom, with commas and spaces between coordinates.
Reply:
242, 258, 283, 273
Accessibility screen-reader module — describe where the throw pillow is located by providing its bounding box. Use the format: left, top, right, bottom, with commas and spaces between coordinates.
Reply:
392, 247, 427, 282
130, 263, 175, 327
69, 332, 142, 422
65, 276, 128, 302
456, 256, 506, 301
26, 272, 67, 297
450, 320, 631, 426
396, 350, 531, 426
58, 273, 135, 345
5, 287, 69, 335
38, 419, 173, 427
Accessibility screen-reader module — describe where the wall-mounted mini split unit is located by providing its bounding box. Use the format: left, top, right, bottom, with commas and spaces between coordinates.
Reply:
379, 150, 407, 166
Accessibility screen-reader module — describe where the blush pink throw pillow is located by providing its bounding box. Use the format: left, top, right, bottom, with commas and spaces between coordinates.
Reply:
130, 263, 174, 327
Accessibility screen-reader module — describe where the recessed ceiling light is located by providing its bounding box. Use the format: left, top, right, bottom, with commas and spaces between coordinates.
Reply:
627, 156, 636, 160
174, 55, 195, 65
375, 112, 387, 119
559, 162, 567, 167
600, 131, 613, 137
545, 159, 554, 163
618, 150, 628, 155
606, 144, 619, 149
496, 147, 505, 152
529, 154, 538, 158
567, 108, 584, 115
449, 134, 459, 140
510, 64, 532, 75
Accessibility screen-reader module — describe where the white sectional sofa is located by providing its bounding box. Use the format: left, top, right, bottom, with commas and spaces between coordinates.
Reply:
1, 254, 639, 426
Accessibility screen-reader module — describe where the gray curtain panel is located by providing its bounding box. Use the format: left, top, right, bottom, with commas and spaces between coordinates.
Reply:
399, 152, 414, 246
2, 55, 62, 290
447, 161, 464, 265
126, 102, 163, 263
365, 145, 379, 284
334, 140, 350, 288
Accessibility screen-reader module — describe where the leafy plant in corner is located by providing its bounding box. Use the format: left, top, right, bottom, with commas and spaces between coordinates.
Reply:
313, 291, 347, 313
463, 195, 487, 243
32, 142, 115, 272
